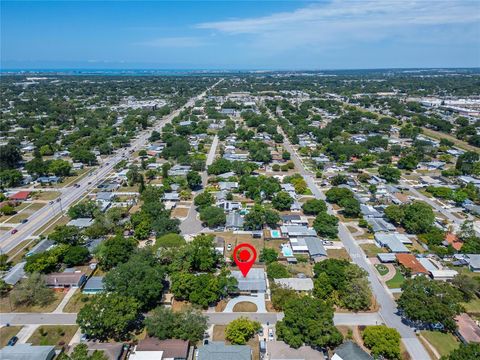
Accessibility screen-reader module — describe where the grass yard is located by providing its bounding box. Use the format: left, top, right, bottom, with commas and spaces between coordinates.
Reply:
27, 325, 78, 349
420, 331, 460, 358
171, 207, 189, 218
375, 264, 389, 276
326, 248, 351, 261
63, 291, 91, 313
32, 191, 61, 201
360, 244, 386, 257
233, 302, 258, 312
461, 297, 480, 315
287, 262, 314, 277
386, 269, 406, 289
0, 326, 22, 347
4, 212, 30, 224
32, 214, 70, 236
0, 291, 66, 313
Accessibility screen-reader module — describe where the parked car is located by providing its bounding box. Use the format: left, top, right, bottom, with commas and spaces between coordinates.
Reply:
227, 244, 232, 251
268, 328, 274, 341
10, 229, 18, 234
7, 336, 18, 346
258, 328, 264, 337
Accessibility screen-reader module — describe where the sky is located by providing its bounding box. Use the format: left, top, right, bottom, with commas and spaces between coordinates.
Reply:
1, 0, 480, 70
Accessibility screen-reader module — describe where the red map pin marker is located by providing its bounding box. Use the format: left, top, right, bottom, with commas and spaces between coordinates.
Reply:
233, 243, 257, 277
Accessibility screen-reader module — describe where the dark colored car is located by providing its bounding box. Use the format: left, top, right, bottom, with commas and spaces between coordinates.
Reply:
21, 219, 28, 224
11, 229, 18, 234
7, 336, 18, 346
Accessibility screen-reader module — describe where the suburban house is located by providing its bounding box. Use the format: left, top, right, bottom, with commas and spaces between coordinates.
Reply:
8, 190, 31, 201
130, 338, 190, 360
274, 278, 314, 292
82, 276, 105, 294
280, 225, 317, 238
268, 341, 324, 360
67, 217, 94, 228
217, 200, 241, 212
281, 214, 308, 226
78, 342, 124, 360
395, 254, 428, 277
0, 344, 56, 360
466, 254, 480, 272
162, 192, 180, 202
37, 176, 62, 184
219, 181, 238, 191
196, 341, 251, 360
2, 261, 26, 285
332, 341, 373, 360
168, 165, 191, 177
374, 233, 411, 253
225, 212, 244, 230
45, 271, 86, 289
289, 236, 327, 261
231, 268, 267, 293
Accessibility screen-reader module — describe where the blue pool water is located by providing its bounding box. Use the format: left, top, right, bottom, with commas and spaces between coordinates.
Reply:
282, 245, 293, 257
271, 230, 281, 238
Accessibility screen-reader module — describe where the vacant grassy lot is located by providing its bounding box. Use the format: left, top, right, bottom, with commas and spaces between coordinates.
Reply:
386, 269, 406, 289
0, 326, 22, 347
28, 325, 78, 349
233, 302, 258, 312
32, 191, 61, 201
360, 244, 386, 257
326, 248, 351, 261
172, 207, 189, 218
421, 330, 459, 358
0, 291, 66, 313
63, 291, 91, 313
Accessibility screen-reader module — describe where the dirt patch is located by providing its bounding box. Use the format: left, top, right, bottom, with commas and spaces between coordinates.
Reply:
172, 207, 189, 218
215, 299, 228, 312
233, 302, 258, 312
171, 300, 191, 312
327, 248, 351, 261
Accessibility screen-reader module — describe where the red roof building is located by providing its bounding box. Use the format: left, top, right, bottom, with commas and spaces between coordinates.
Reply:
9, 191, 31, 201
396, 254, 428, 276
445, 233, 463, 251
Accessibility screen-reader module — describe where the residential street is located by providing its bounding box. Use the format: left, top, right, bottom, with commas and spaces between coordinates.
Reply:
278, 124, 431, 360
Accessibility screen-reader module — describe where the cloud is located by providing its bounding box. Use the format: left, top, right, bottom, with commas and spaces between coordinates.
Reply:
196, 0, 480, 52
136, 36, 207, 48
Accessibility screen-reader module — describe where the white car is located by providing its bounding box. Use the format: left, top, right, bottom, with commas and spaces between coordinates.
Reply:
268, 328, 274, 341
227, 244, 232, 251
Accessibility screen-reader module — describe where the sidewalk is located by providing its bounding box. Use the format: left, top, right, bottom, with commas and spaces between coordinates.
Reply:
52, 287, 77, 314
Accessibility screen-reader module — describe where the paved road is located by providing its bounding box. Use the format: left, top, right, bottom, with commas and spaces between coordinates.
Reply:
180, 135, 219, 235
1, 81, 222, 254
0, 311, 381, 326
276, 119, 431, 359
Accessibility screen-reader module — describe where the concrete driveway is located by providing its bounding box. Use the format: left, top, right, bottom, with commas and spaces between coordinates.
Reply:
223, 293, 266, 313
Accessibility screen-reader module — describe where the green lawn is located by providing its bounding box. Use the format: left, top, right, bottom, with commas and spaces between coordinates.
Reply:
27, 325, 78, 349
386, 269, 405, 289
421, 331, 460, 358
461, 297, 480, 315
360, 244, 386, 257
0, 326, 22, 347
375, 264, 389, 276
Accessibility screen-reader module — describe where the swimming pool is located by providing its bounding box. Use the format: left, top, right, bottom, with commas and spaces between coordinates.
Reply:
281, 245, 294, 257
271, 230, 281, 238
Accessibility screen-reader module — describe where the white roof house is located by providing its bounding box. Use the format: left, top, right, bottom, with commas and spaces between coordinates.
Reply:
274, 278, 314, 291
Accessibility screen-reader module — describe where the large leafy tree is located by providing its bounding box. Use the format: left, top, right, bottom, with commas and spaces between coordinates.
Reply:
301, 199, 327, 215
313, 212, 338, 238
276, 296, 343, 349
378, 165, 401, 183
199, 206, 226, 228
104, 249, 165, 311
243, 205, 280, 230
272, 191, 294, 211
397, 277, 463, 332
441, 343, 480, 360
77, 293, 140, 341
95, 235, 137, 271
363, 325, 401, 360
10, 273, 55, 307
145, 306, 208, 343
225, 317, 261, 345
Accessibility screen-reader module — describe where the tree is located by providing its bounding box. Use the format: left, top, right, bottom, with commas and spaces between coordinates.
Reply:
276, 296, 343, 349
68, 201, 98, 219
187, 170, 202, 190
194, 192, 214, 208
272, 191, 293, 211
259, 248, 278, 264
48, 225, 83, 246
96, 235, 137, 271
48, 159, 72, 177
402, 201, 435, 234
330, 174, 347, 186
199, 206, 226, 228
378, 166, 401, 183
270, 284, 300, 311
397, 154, 418, 171
0, 169, 23, 188
325, 187, 354, 204
0, 144, 22, 169
225, 317, 261, 345
145, 306, 208, 343
397, 277, 463, 332
243, 205, 280, 230
24, 245, 68, 273
456, 151, 479, 175
451, 274, 480, 301
63, 246, 90, 267
313, 212, 338, 238
301, 199, 327, 215
10, 273, 55, 307
384, 205, 405, 225
339, 197, 361, 218
60, 344, 108, 360
104, 250, 164, 311
71, 147, 97, 165
342, 277, 372, 311
77, 293, 140, 341
363, 325, 401, 360
266, 262, 290, 279
441, 343, 480, 360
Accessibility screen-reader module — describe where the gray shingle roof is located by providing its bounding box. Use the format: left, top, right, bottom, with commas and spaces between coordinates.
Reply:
197, 342, 251, 360
232, 268, 266, 292
0, 344, 56, 360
